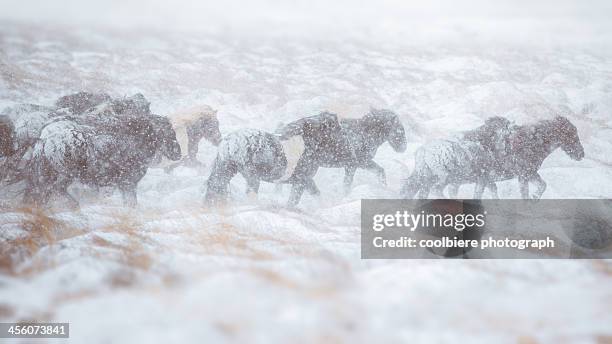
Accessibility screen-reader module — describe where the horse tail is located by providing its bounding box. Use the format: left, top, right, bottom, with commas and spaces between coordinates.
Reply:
204, 155, 238, 205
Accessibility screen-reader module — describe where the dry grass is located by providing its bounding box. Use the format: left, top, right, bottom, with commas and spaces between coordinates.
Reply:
0, 206, 84, 276
214, 321, 240, 337
247, 267, 340, 298
51, 289, 98, 306
517, 335, 539, 344
92, 213, 156, 287
598, 335, 612, 344
0, 303, 15, 320
591, 260, 612, 278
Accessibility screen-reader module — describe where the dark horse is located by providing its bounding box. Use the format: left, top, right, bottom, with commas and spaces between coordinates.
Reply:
401, 116, 584, 199
24, 111, 181, 208
340, 109, 407, 190
487, 115, 584, 199
278, 109, 407, 206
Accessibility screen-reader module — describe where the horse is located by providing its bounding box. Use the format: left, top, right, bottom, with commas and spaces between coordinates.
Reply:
2, 94, 184, 206
274, 112, 348, 205
340, 108, 407, 191
400, 116, 511, 199
204, 129, 287, 205
401, 116, 584, 199
485, 115, 583, 199
163, 105, 222, 172
277, 109, 407, 206
23, 112, 181, 208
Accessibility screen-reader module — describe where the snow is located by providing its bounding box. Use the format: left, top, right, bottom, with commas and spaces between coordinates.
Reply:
1, 0, 612, 342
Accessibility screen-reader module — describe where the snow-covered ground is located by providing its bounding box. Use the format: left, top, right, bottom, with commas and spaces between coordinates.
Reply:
1, 0, 612, 342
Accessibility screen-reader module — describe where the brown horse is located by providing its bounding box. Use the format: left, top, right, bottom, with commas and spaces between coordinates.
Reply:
24, 113, 181, 208
402, 116, 584, 199
276, 109, 407, 206
487, 116, 584, 199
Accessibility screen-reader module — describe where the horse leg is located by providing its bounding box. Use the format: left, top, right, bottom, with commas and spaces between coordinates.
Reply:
23, 186, 36, 205
24, 185, 46, 207
186, 124, 204, 164
288, 183, 306, 207
416, 186, 431, 199
305, 179, 320, 196
400, 173, 421, 199
274, 183, 284, 193
120, 184, 138, 208
163, 129, 203, 173
59, 189, 79, 209
364, 160, 386, 186
24, 167, 58, 207
204, 158, 237, 205
530, 173, 547, 200
289, 174, 321, 206
431, 184, 445, 198
57, 179, 79, 209
487, 182, 499, 199
288, 155, 318, 207
473, 178, 487, 199
401, 172, 433, 199
518, 175, 530, 199
473, 183, 485, 199
447, 184, 460, 198
244, 174, 260, 195
343, 166, 357, 194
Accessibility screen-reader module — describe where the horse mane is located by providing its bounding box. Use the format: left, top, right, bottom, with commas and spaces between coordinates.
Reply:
510, 115, 577, 151
359, 108, 400, 133
463, 116, 511, 144
531, 116, 574, 136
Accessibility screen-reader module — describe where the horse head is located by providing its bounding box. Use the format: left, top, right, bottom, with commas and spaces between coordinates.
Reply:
197, 111, 222, 146
256, 134, 288, 182
553, 116, 584, 161
366, 109, 407, 153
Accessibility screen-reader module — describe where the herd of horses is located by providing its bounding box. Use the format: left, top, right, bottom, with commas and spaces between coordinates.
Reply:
0, 91, 585, 208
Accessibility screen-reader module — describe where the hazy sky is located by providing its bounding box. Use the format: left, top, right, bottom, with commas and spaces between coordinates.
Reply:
1, 0, 611, 44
